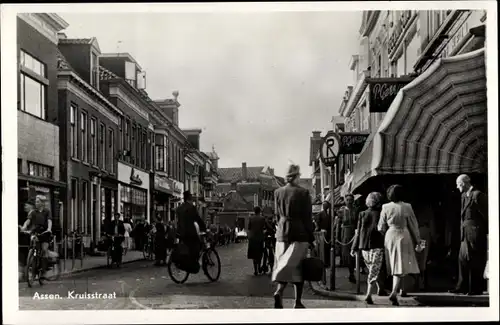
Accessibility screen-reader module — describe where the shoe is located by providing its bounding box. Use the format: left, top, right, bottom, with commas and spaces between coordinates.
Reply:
400, 291, 408, 298
273, 293, 283, 309
364, 296, 374, 305
294, 302, 306, 308
389, 296, 399, 306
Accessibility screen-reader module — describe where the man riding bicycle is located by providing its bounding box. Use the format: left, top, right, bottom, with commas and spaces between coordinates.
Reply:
20, 195, 52, 279
176, 191, 207, 266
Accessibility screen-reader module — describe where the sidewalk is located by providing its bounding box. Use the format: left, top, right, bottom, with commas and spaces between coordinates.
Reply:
18, 250, 144, 282
309, 258, 489, 307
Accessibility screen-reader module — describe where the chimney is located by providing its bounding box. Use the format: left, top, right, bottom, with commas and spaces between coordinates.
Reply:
312, 131, 322, 138
242, 162, 247, 181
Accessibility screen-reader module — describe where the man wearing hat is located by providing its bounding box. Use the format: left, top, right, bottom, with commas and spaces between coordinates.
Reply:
272, 164, 315, 308
176, 191, 207, 265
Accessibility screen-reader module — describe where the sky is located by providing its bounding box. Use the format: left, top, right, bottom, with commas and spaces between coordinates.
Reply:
60, 11, 361, 177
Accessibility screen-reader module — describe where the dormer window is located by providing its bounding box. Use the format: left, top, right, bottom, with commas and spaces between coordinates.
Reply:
90, 51, 99, 88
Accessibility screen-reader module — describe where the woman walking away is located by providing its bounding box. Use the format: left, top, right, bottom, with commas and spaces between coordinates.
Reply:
338, 194, 359, 283
378, 185, 423, 306
154, 216, 167, 266
247, 206, 266, 275
272, 164, 315, 309
351, 192, 386, 304
123, 218, 133, 255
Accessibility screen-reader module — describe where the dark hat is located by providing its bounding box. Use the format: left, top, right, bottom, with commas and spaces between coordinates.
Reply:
286, 164, 301, 178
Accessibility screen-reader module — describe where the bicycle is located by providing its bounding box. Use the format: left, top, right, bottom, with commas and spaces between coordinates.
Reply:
143, 233, 155, 260
21, 228, 60, 287
167, 231, 221, 284
106, 235, 124, 268
260, 233, 275, 274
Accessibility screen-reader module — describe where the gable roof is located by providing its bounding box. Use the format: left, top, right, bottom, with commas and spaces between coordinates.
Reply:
218, 166, 265, 183
221, 190, 253, 212
99, 65, 120, 81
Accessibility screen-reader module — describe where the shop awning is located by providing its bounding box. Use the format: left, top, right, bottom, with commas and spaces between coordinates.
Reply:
18, 174, 67, 188
352, 48, 486, 192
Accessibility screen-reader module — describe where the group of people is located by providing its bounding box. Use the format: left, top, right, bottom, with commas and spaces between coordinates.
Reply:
260, 163, 489, 309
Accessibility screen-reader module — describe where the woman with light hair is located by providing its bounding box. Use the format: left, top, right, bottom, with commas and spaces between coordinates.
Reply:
272, 164, 315, 308
351, 192, 386, 304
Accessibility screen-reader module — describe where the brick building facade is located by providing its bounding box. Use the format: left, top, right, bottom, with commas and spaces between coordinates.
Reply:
17, 14, 68, 238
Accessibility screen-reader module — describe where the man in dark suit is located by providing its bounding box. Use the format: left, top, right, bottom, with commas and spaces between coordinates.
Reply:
317, 201, 332, 267
107, 213, 125, 263
176, 191, 207, 263
450, 174, 488, 295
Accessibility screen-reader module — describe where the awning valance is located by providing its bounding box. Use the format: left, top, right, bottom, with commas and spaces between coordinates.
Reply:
352, 48, 486, 192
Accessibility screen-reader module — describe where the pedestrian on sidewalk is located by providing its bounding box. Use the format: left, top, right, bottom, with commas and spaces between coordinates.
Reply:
272, 164, 314, 309
317, 201, 332, 268
378, 185, 422, 306
450, 174, 488, 295
123, 218, 133, 255
247, 206, 266, 275
154, 215, 167, 266
338, 194, 359, 283
351, 192, 386, 304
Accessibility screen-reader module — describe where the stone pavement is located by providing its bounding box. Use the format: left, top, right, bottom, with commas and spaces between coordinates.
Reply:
19, 242, 402, 310
18, 250, 144, 282
309, 257, 489, 307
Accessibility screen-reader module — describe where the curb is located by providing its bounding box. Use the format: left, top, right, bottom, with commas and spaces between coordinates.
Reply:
308, 281, 421, 305
18, 257, 145, 283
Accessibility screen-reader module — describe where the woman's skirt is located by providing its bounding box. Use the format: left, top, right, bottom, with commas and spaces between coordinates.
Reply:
247, 238, 264, 261
362, 248, 384, 284
385, 227, 420, 276
272, 241, 309, 283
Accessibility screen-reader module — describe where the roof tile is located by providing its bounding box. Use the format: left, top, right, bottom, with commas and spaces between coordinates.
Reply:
99, 65, 120, 81
59, 38, 93, 45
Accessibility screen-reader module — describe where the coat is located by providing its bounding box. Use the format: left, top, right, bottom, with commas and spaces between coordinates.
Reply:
317, 210, 332, 239
460, 188, 488, 260
274, 183, 314, 243
176, 202, 207, 241
107, 220, 125, 236
352, 207, 384, 251
248, 214, 266, 241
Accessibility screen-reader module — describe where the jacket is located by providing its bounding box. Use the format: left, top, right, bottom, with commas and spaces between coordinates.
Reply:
176, 202, 207, 241
107, 220, 125, 236
274, 183, 314, 243
460, 188, 488, 243
351, 207, 384, 251
248, 215, 266, 241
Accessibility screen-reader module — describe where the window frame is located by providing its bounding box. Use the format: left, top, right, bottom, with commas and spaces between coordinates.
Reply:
70, 104, 78, 158
108, 128, 114, 173
80, 111, 88, 162
19, 73, 47, 120
90, 117, 97, 165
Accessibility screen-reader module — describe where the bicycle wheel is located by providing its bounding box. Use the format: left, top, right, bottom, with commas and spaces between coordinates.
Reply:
202, 248, 221, 282
167, 255, 189, 284
25, 249, 36, 288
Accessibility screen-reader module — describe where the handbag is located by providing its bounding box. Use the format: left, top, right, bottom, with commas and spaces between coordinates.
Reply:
302, 252, 325, 282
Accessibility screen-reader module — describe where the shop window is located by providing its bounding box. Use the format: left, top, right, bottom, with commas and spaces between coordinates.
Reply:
120, 184, 147, 221
80, 111, 87, 162
27, 161, 54, 179
70, 105, 78, 158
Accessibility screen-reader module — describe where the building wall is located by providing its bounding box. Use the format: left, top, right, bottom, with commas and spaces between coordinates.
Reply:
17, 17, 59, 125
18, 111, 60, 180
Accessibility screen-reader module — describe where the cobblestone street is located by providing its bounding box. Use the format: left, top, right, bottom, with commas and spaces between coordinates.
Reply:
18, 242, 404, 310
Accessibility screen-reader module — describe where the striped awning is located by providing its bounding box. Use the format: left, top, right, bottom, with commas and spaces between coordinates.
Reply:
352, 48, 486, 191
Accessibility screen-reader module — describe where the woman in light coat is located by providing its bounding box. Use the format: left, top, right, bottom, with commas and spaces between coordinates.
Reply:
378, 185, 423, 305
123, 218, 133, 255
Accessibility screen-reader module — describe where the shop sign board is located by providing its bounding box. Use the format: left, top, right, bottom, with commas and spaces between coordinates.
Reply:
367, 77, 414, 113
339, 132, 370, 155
